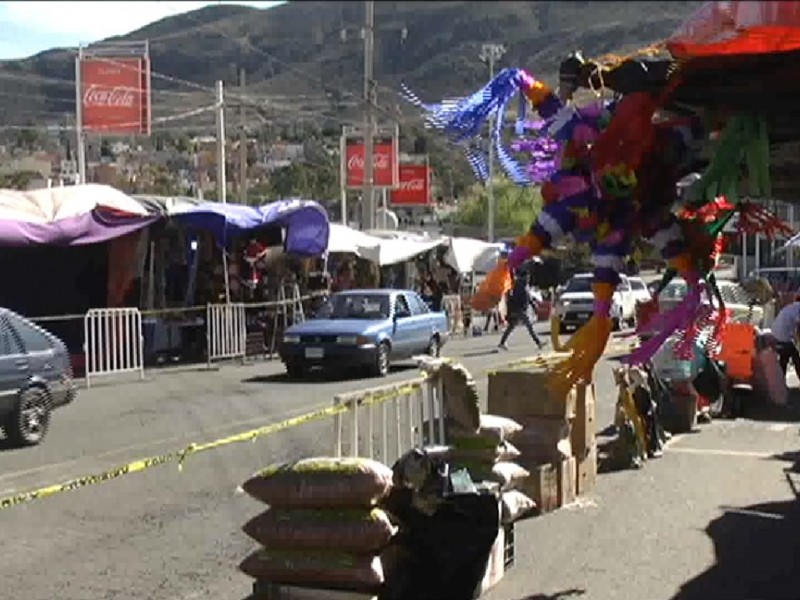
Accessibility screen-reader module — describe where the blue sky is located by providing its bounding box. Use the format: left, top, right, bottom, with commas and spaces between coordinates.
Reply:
0, 1, 284, 60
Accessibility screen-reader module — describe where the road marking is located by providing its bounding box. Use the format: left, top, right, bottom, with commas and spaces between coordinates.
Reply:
667, 447, 776, 459
720, 506, 785, 520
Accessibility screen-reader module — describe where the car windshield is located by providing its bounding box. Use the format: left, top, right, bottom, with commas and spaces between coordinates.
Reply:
660, 280, 688, 300
318, 293, 391, 319
564, 278, 593, 293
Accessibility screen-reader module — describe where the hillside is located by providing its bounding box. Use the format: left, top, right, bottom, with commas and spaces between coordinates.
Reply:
0, 1, 701, 129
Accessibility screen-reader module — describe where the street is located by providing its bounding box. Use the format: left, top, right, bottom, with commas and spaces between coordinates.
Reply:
0, 323, 797, 600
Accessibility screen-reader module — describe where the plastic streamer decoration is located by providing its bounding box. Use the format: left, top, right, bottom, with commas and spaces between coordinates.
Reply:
402, 66, 793, 398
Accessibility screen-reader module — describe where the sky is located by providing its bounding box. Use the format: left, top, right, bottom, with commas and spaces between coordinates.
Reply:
0, 1, 285, 60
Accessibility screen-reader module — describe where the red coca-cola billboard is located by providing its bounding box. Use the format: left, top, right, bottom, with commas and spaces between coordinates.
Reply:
390, 164, 431, 206
79, 57, 151, 135
344, 138, 397, 188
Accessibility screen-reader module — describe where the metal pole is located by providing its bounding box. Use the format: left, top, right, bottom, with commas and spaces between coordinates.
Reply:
215, 80, 227, 204
381, 188, 388, 228
480, 43, 505, 242
238, 68, 248, 204
75, 50, 87, 185
362, 0, 376, 230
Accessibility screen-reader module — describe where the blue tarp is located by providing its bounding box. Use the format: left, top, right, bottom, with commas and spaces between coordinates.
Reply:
170, 198, 329, 257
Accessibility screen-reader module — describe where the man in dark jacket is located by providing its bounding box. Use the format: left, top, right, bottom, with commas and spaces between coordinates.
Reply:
498, 269, 545, 351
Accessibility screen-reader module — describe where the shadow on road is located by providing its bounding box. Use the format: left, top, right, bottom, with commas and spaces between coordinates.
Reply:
741, 390, 800, 423
670, 496, 800, 600
512, 589, 586, 600
242, 365, 416, 385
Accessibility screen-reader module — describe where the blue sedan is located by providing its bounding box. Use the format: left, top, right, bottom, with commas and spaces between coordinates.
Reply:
279, 289, 449, 378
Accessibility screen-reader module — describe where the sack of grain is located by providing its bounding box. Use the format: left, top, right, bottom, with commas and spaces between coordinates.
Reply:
448, 414, 523, 444
488, 462, 530, 491
243, 507, 397, 553
240, 548, 384, 590
501, 490, 537, 524
242, 457, 393, 509
450, 440, 521, 464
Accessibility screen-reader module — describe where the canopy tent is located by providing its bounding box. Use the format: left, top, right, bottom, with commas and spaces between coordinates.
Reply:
0, 184, 157, 246
444, 237, 505, 274
168, 198, 330, 257
326, 224, 447, 266
327, 223, 382, 261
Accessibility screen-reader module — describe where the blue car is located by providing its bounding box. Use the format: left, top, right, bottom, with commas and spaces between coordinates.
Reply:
279, 289, 449, 378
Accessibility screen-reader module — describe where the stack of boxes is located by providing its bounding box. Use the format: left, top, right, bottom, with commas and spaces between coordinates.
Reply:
488, 368, 597, 512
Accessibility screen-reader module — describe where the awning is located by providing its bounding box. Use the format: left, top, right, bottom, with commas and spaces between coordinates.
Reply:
0, 184, 158, 246
326, 224, 446, 265
444, 237, 505, 274
169, 198, 329, 257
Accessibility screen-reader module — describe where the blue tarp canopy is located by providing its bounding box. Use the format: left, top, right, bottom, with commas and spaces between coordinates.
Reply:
169, 198, 329, 257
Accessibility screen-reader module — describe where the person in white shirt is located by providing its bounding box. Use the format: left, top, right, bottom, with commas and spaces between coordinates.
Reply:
770, 297, 800, 378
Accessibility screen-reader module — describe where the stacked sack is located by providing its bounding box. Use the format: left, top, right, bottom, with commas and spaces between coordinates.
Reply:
436, 361, 537, 524
240, 456, 397, 593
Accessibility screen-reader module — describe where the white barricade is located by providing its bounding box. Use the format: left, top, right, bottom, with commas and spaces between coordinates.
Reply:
442, 294, 464, 334
206, 303, 247, 366
84, 308, 145, 388
332, 375, 446, 466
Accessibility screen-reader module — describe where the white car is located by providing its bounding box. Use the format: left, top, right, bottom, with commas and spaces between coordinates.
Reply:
658, 278, 763, 326
554, 273, 637, 332
628, 276, 652, 306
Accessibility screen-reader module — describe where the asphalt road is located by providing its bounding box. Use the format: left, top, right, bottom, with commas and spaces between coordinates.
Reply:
1, 322, 622, 600
2, 321, 795, 600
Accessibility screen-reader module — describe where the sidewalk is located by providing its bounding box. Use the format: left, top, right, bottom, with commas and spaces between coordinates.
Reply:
484, 400, 800, 600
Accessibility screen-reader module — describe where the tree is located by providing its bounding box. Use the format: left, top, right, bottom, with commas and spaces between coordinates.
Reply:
454, 178, 542, 237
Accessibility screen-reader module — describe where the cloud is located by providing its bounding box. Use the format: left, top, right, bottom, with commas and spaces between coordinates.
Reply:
0, 1, 283, 59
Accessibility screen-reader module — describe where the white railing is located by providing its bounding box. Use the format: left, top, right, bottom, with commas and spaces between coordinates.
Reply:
206, 303, 247, 366
84, 308, 145, 388
333, 375, 446, 466
442, 294, 464, 335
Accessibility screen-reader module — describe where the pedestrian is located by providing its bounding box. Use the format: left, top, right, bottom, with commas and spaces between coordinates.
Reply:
498, 268, 545, 351
771, 295, 800, 380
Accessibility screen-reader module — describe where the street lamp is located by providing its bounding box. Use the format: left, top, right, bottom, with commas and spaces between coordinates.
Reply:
479, 43, 506, 242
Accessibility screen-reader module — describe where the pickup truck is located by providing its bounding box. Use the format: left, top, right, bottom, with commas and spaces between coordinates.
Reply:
553, 273, 637, 332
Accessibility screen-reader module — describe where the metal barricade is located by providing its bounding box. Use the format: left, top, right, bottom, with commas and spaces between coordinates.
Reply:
442, 294, 464, 335
206, 303, 247, 366
332, 375, 447, 466
84, 308, 145, 388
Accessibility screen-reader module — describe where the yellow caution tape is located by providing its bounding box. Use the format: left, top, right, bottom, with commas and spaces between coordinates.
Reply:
0, 381, 417, 512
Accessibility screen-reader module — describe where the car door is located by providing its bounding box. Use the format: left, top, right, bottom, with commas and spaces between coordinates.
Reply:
391, 295, 415, 357
0, 314, 29, 416
6, 313, 58, 387
404, 292, 435, 353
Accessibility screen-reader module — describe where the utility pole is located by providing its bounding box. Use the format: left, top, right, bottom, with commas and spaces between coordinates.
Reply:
238, 68, 249, 204
362, 0, 376, 230
215, 80, 227, 204
479, 43, 505, 242
75, 48, 87, 185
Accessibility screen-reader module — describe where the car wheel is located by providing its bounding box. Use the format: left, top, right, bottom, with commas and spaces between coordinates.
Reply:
5, 387, 51, 447
373, 342, 390, 377
427, 335, 441, 358
284, 361, 305, 380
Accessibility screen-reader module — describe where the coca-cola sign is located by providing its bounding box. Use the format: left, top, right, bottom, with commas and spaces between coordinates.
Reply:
344, 139, 397, 188
79, 57, 151, 135
391, 164, 431, 206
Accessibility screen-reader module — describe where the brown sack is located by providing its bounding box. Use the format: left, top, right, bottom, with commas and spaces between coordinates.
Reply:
242, 457, 393, 509
243, 508, 397, 553
239, 548, 384, 590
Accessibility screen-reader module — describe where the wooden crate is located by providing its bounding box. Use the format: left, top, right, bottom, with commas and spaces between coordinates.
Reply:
557, 456, 577, 507
488, 369, 576, 420
519, 463, 559, 514
571, 383, 596, 456
576, 445, 598, 496
513, 416, 573, 464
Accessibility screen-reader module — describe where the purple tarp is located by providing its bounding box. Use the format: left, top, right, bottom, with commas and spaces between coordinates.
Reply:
171, 199, 330, 257
0, 208, 159, 247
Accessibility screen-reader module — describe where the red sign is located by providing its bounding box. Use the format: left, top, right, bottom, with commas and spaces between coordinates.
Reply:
80, 57, 151, 135
390, 164, 431, 206
345, 139, 396, 188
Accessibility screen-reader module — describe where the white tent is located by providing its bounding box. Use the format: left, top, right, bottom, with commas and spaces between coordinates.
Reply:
444, 236, 505, 274
0, 183, 150, 222
326, 223, 446, 266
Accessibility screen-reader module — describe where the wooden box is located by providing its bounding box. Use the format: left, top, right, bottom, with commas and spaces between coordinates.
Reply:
519, 463, 559, 514
557, 456, 577, 507
576, 444, 598, 496
488, 369, 576, 420
513, 416, 573, 464
571, 383, 596, 456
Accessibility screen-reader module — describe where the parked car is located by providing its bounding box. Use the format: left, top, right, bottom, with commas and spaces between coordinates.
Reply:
628, 276, 652, 306
657, 278, 764, 326
279, 289, 449, 378
553, 273, 637, 331
0, 309, 76, 446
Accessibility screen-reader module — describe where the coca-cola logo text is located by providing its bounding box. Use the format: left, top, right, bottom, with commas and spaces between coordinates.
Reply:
398, 178, 425, 191
83, 85, 136, 108
346, 152, 390, 171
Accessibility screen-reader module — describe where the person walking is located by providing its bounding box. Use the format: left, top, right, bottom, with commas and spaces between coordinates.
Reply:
498, 269, 545, 351
771, 296, 800, 381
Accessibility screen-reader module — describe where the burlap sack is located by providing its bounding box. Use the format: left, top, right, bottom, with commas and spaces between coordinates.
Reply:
448, 414, 523, 444
243, 507, 397, 553
488, 462, 530, 491
501, 490, 537, 524
240, 548, 384, 590
242, 457, 393, 508
450, 440, 521, 465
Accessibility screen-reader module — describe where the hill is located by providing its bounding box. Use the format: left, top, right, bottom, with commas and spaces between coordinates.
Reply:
0, 1, 701, 129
